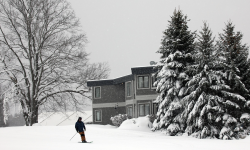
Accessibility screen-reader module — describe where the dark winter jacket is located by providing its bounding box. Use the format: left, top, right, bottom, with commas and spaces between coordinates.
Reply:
75, 120, 86, 132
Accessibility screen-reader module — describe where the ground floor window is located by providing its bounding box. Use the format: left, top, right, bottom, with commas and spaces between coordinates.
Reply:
127, 106, 133, 117
139, 103, 150, 116
153, 103, 158, 114
95, 110, 102, 122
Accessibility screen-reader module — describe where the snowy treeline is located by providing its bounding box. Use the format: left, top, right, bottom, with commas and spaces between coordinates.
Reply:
152, 9, 250, 140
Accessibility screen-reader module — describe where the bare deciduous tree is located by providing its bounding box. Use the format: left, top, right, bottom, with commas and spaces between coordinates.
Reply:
0, 0, 109, 126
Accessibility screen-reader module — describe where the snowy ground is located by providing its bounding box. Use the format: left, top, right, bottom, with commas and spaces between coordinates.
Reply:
1, 117, 250, 150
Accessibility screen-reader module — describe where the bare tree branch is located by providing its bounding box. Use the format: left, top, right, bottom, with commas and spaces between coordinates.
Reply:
0, 0, 109, 126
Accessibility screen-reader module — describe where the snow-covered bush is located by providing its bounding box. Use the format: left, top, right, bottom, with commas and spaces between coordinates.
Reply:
166, 123, 180, 136
110, 114, 129, 127
119, 116, 153, 131
148, 114, 156, 123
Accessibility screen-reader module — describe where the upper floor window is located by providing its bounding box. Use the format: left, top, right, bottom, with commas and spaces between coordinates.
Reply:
151, 75, 157, 88
138, 76, 149, 89
126, 82, 131, 96
94, 87, 101, 99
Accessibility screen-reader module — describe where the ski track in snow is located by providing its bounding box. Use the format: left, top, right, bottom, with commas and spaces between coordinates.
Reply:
0, 124, 250, 150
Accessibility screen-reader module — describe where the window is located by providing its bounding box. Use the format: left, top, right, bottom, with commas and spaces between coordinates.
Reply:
127, 106, 133, 117
95, 110, 102, 122
138, 76, 149, 89
126, 82, 131, 97
139, 103, 150, 116
145, 104, 150, 115
94, 87, 101, 99
153, 103, 158, 114
151, 75, 157, 88
139, 104, 145, 116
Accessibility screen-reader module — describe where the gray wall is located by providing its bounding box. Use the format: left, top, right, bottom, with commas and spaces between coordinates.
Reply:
93, 107, 126, 125
136, 89, 157, 95
93, 83, 125, 104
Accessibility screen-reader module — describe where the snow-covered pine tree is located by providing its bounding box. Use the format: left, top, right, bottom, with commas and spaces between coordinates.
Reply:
152, 9, 195, 136
217, 22, 249, 98
214, 22, 250, 139
241, 60, 250, 96
182, 22, 226, 139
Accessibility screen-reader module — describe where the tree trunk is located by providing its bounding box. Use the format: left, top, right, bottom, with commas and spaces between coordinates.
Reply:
22, 105, 38, 126
0, 97, 5, 127
23, 112, 29, 126
32, 108, 39, 124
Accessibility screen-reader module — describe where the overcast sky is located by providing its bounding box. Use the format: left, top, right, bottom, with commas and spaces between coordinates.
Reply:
69, 0, 250, 79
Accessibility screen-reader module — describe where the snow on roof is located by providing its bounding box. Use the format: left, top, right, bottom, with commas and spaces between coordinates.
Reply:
131, 65, 156, 68
87, 78, 113, 81
87, 74, 132, 82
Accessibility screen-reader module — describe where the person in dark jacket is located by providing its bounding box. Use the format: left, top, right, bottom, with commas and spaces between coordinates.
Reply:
75, 117, 87, 143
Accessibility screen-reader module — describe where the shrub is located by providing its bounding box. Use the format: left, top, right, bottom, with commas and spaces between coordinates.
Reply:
147, 114, 156, 124
110, 114, 128, 127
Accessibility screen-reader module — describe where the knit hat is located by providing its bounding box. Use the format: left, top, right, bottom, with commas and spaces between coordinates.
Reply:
78, 117, 82, 121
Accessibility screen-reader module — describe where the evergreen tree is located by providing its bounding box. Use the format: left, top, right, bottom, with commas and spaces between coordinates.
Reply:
213, 22, 250, 139
183, 22, 227, 139
218, 23, 250, 101
217, 22, 249, 115
242, 60, 250, 99
181, 22, 250, 140
152, 9, 195, 135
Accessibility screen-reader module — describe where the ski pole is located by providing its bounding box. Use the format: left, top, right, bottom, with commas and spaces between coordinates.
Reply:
57, 112, 76, 126
70, 132, 78, 141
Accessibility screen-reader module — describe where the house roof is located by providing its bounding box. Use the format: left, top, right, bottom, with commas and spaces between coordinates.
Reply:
131, 66, 157, 75
87, 66, 158, 87
87, 74, 133, 86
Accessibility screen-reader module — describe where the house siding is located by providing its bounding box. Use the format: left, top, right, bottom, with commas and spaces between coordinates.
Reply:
136, 89, 157, 95
93, 84, 125, 104
87, 66, 160, 125
93, 107, 126, 125
92, 83, 126, 125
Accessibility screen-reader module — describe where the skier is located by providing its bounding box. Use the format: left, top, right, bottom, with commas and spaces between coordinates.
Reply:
75, 117, 87, 143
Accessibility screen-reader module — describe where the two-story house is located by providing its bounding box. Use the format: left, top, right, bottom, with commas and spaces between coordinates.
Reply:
87, 66, 159, 125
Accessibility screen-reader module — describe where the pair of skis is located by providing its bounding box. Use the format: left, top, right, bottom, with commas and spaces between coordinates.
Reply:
78, 141, 93, 143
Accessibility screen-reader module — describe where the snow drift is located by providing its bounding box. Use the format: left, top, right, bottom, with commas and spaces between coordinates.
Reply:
118, 116, 152, 131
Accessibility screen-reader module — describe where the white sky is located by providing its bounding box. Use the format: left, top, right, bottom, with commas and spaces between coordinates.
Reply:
69, 0, 250, 79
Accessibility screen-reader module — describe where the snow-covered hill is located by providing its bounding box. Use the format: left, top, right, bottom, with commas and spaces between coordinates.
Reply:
0, 117, 249, 150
